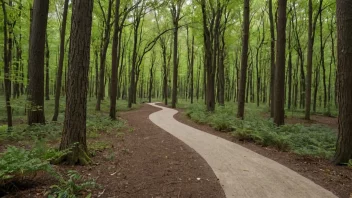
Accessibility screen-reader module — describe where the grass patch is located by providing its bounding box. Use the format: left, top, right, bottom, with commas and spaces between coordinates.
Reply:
186, 103, 337, 158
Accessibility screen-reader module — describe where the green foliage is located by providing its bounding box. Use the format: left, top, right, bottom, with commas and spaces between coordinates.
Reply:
86, 114, 125, 137
186, 104, 209, 124
0, 122, 62, 142
48, 170, 97, 198
186, 103, 337, 158
0, 146, 53, 184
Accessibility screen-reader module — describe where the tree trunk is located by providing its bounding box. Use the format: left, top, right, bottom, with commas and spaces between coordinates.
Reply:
148, 51, 156, 103
109, 0, 120, 120
268, 0, 275, 117
1, 0, 13, 128
305, 0, 323, 119
96, 0, 113, 111
52, 0, 68, 121
305, 0, 314, 120
288, 16, 293, 110
334, 0, 352, 164
28, 0, 49, 125
59, 0, 93, 165
319, 10, 327, 109
274, 0, 287, 126
45, 36, 50, 101
171, 1, 182, 108
237, 0, 250, 119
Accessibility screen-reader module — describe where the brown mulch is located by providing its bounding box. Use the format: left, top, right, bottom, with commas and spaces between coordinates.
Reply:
173, 108, 352, 198
2, 104, 225, 198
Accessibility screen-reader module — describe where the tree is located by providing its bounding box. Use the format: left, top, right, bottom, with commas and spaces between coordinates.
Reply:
53, 0, 69, 121
268, 0, 275, 117
333, 0, 352, 165
273, 0, 287, 126
45, 36, 50, 101
96, 0, 113, 111
170, 0, 184, 108
59, 0, 94, 165
305, 0, 323, 120
237, 0, 250, 119
1, 0, 13, 128
110, 0, 120, 120
27, 0, 49, 125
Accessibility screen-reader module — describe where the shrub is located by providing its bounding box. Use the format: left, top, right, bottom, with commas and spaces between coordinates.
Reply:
186, 103, 337, 158
0, 146, 53, 185
48, 170, 97, 198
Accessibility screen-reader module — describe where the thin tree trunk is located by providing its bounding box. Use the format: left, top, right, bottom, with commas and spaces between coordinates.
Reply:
45, 36, 50, 100
268, 0, 275, 117
237, 0, 250, 119
96, 0, 113, 111
52, 0, 69, 121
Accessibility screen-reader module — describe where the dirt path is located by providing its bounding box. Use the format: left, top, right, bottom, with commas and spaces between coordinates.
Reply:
148, 103, 337, 198
117, 104, 225, 198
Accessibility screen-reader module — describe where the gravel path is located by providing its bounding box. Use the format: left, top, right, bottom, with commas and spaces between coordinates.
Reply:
148, 103, 337, 198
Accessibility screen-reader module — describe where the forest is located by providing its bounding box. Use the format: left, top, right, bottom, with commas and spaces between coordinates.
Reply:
0, 0, 352, 197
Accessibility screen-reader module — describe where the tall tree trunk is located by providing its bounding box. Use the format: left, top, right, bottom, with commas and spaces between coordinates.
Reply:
59, 0, 93, 165
319, 10, 327, 109
1, 0, 13, 128
274, 0, 287, 126
52, 0, 69, 121
305, 0, 314, 119
95, 49, 99, 98
148, 51, 156, 103
28, 0, 49, 125
313, 64, 320, 112
171, 1, 183, 108
45, 36, 50, 100
96, 0, 113, 111
334, 0, 352, 164
305, 0, 323, 119
268, 0, 275, 117
288, 16, 293, 110
109, 0, 120, 120
237, 0, 250, 119
190, 36, 195, 104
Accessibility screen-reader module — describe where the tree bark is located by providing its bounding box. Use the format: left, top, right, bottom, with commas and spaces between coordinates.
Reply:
28, 0, 49, 125
268, 0, 276, 117
171, 1, 183, 108
45, 36, 50, 101
305, 0, 323, 119
237, 0, 250, 119
96, 0, 113, 111
52, 0, 69, 121
110, 0, 120, 120
1, 0, 13, 128
274, 0, 287, 126
59, 0, 93, 165
333, 0, 352, 165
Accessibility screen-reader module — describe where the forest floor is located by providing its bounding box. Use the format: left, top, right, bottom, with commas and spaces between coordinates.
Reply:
1, 104, 225, 198
0, 100, 350, 198
172, 105, 351, 198
262, 112, 338, 129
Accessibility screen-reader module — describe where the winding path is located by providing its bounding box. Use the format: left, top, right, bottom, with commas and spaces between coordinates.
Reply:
148, 103, 337, 198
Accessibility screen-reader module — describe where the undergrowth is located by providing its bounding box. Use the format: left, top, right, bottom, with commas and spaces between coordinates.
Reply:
48, 170, 97, 198
186, 103, 337, 158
